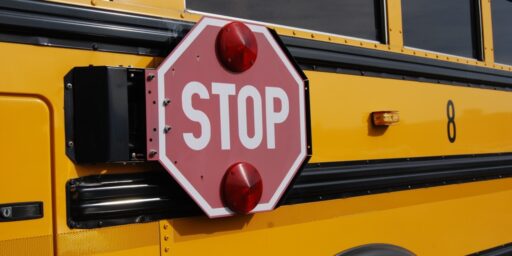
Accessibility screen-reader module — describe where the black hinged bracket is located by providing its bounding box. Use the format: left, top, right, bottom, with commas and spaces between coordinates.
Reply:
64, 66, 147, 164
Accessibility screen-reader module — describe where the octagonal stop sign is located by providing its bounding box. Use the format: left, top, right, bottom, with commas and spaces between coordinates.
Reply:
145, 17, 311, 218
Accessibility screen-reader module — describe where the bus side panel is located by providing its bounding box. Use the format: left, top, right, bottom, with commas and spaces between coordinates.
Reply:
0, 42, 161, 256
159, 70, 512, 255
57, 223, 161, 256
0, 96, 53, 255
308, 71, 512, 162
161, 178, 512, 255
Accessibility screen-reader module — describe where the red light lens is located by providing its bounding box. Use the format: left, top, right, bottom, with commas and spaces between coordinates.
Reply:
216, 21, 258, 73
221, 162, 263, 214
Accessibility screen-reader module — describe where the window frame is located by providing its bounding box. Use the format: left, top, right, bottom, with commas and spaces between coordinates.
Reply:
401, 0, 484, 61
184, 0, 389, 44
489, 0, 512, 66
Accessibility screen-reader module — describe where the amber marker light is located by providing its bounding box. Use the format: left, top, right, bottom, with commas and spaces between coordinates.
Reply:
371, 111, 400, 126
221, 162, 263, 214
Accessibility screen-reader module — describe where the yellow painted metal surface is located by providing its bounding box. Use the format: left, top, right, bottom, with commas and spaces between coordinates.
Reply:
0, 42, 157, 255
308, 71, 512, 163
0, 96, 53, 255
0, 235, 53, 256
161, 178, 512, 255
50, 0, 185, 19
1, 0, 512, 255
57, 223, 160, 256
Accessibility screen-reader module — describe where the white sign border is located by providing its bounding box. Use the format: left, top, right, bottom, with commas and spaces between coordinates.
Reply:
157, 17, 307, 217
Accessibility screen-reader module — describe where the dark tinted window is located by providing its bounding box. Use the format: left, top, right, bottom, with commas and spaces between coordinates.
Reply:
187, 0, 385, 42
491, 0, 512, 65
402, 0, 481, 59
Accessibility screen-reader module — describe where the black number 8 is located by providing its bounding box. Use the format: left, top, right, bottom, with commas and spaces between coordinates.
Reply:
446, 100, 456, 143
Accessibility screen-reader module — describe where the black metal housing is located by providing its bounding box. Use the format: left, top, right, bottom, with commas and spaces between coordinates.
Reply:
64, 66, 147, 164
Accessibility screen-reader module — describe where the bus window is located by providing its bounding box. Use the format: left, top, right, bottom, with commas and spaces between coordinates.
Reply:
491, 0, 512, 65
402, 0, 482, 59
186, 0, 386, 42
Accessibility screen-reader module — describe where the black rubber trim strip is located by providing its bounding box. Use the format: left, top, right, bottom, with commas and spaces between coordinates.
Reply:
468, 243, 512, 256
283, 36, 512, 89
67, 153, 512, 228
2, 1, 512, 90
284, 153, 512, 204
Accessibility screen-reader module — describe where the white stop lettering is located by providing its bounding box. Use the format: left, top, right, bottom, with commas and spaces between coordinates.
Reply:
181, 81, 289, 150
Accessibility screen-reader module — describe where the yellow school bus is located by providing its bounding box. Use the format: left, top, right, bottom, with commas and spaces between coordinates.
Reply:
2, 0, 512, 255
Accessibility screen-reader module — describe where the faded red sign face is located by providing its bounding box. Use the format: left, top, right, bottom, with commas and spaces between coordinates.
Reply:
146, 17, 309, 218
